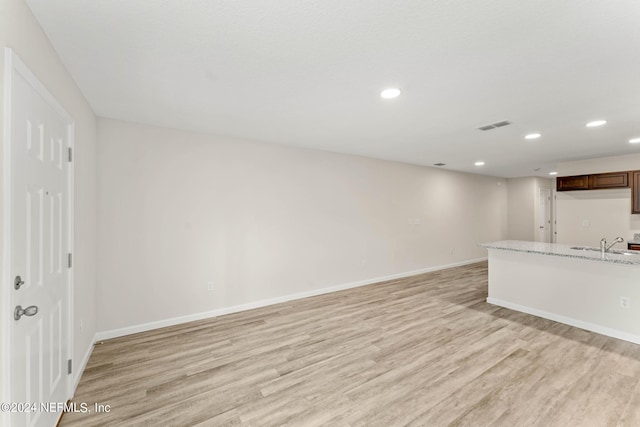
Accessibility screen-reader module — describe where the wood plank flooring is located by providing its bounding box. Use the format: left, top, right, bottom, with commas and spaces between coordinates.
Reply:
60, 262, 640, 426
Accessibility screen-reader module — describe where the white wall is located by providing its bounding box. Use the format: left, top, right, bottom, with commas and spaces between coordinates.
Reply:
506, 177, 553, 241
506, 177, 535, 241
556, 154, 640, 246
557, 153, 640, 175
556, 189, 640, 246
97, 118, 508, 335
0, 0, 98, 392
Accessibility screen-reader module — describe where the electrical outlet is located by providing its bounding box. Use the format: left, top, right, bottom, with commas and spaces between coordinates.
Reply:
620, 296, 630, 309
207, 281, 214, 291
582, 220, 590, 227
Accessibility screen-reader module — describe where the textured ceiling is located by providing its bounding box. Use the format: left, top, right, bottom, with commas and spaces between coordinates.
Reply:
25, 0, 640, 177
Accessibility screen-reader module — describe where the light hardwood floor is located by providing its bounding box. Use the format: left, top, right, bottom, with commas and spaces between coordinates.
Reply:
61, 262, 640, 426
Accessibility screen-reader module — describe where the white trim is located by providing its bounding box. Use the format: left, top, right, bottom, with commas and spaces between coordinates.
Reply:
96, 257, 487, 341
551, 189, 557, 243
66, 120, 76, 399
6, 49, 73, 122
72, 334, 96, 394
487, 297, 640, 345
2, 47, 16, 427
2, 49, 76, 417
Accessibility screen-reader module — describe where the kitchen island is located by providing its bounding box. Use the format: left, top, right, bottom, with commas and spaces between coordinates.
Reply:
481, 240, 640, 345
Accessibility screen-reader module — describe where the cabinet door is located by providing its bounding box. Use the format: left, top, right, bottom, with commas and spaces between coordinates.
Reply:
633, 171, 640, 214
557, 175, 589, 191
589, 172, 629, 189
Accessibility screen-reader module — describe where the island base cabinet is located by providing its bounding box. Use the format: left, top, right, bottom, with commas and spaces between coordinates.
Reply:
486, 249, 640, 344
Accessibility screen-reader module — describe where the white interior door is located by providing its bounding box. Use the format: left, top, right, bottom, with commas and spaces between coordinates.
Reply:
5, 49, 73, 427
538, 188, 551, 243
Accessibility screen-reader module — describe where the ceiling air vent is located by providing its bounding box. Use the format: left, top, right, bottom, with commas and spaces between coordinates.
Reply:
433, 163, 446, 166
478, 120, 511, 131
493, 120, 511, 128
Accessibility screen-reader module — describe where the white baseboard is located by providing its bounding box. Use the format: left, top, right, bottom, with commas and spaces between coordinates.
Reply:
96, 258, 486, 341
487, 297, 640, 345
72, 333, 97, 395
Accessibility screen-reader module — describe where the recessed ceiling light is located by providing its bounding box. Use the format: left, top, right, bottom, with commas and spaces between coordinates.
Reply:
380, 88, 401, 99
549, 171, 558, 175
525, 133, 541, 140
586, 120, 607, 127
629, 137, 640, 144
475, 161, 485, 166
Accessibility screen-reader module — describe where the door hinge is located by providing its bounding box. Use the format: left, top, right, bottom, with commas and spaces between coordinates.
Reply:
67, 359, 72, 375
68, 147, 73, 162
68, 253, 72, 268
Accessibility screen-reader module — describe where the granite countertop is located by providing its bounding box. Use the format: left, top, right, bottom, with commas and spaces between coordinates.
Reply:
480, 240, 640, 266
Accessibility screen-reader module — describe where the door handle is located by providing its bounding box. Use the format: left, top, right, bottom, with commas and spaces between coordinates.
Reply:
14, 305, 38, 321
14, 275, 25, 290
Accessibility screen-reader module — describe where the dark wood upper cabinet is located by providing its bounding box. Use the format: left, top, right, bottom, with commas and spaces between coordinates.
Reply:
633, 171, 640, 214
557, 170, 640, 214
589, 171, 629, 189
557, 172, 630, 191
556, 175, 589, 191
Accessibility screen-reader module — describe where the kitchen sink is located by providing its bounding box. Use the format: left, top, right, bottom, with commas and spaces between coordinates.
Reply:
609, 249, 637, 256
570, 246, 638, 256
570, 246, 599, 252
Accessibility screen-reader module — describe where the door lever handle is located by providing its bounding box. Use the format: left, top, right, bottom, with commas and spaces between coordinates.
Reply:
14, 305, 38, 321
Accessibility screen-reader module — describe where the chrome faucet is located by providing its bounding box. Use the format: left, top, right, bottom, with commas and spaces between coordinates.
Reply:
600, 237, 624, 255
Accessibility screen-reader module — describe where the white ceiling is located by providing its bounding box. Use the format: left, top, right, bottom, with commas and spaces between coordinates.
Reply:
26, 0, 640, 177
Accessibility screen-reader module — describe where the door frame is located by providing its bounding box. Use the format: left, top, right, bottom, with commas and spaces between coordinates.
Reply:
551, 189, 557, 243
2, 48, 75, 419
